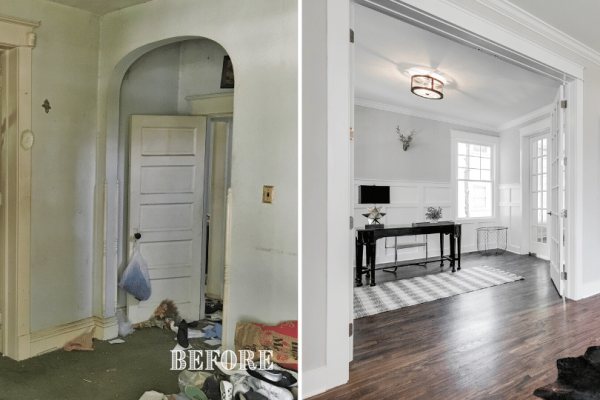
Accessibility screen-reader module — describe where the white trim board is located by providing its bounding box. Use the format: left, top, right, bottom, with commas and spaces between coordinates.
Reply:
475, 0, 600, 67
356, 99, 553, 134
499, 104, 553, 132
355, 98, 500, 132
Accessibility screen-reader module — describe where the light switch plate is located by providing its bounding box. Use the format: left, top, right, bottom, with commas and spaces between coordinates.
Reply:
262, 185, 274, 204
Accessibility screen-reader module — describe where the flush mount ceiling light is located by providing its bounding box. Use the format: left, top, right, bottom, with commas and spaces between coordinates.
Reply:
411, 73, 446, 100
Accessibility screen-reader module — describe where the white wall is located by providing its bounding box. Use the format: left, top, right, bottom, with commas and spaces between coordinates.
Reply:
499, 113, 551, 185
97, 0, 298, 351
354, 105, 499, 181
0, 0, 100, 333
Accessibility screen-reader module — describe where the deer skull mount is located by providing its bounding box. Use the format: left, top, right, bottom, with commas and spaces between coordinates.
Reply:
397, 127, 416, 151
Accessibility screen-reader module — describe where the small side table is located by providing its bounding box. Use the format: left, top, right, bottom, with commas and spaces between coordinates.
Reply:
477, 226, 508, 256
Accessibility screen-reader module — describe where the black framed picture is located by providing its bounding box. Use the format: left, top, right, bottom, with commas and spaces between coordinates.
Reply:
220, 55, 234, 88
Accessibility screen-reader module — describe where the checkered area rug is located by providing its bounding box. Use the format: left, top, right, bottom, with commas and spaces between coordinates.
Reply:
354, 265, 524, 319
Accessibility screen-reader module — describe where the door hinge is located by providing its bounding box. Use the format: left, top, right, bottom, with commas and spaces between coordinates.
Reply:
561, 271, 567, 280
563, 157, 567, 166
560, 209, 567, 218
350, 216, 354, 230
350, 127, 354, 141
349, 322, 353, 337
0, 192, 3, 207
561, 100, 567, 109
350, 29, 354, 43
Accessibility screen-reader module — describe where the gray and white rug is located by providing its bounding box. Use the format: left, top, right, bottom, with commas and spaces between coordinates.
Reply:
354, 265, 524, 319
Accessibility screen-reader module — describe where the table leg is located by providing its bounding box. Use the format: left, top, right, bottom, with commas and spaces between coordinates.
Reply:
450, 232, 456, 273
457, 230, 462, 271
440, 233, 444, 267
369, 241, 377, 287
355, 237, 364, 287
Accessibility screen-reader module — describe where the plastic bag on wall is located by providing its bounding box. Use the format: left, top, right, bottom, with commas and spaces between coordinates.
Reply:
119, 247, 151, 301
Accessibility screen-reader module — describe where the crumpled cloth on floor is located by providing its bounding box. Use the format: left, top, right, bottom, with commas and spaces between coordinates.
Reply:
204, 323, 222, 339
63, 327, 95, 351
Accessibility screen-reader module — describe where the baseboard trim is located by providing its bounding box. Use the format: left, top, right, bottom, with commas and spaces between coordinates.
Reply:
29, 316, 118, 358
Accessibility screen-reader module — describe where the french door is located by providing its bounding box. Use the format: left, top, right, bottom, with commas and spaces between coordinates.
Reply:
529, 134, 549, 259
549, 86, 566, 296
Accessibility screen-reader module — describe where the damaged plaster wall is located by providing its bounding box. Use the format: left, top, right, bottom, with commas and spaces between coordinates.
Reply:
0, 0, 100, 333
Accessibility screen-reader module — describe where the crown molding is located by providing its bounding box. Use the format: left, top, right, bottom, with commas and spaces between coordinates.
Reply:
475, 0, 600, 66
355, 98, 553, 133
355, 98, 500, 132
498, 103, 553, 132
0, 15, 40, 28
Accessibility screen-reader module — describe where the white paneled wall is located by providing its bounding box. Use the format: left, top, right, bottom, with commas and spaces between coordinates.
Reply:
499, 184, 522, 254
354, 179, 498, 265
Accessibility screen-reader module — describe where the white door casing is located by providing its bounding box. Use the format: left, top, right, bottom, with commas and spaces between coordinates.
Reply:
529, 133, 550, 259
549, 86, 565, 296
128, 115, 207, 324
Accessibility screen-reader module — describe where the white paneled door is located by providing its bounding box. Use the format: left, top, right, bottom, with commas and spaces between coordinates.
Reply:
529, 134, 549, 259
128, 115, 207, 324
549, 87, 565, 296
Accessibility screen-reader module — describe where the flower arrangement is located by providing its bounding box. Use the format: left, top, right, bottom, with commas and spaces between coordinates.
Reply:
425, 207, 442, 222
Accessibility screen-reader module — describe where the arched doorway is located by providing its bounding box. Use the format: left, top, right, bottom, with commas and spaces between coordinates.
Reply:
102, 37, 234, 342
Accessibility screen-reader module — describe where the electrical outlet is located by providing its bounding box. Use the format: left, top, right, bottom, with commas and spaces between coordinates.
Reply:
262, 185, 274, 204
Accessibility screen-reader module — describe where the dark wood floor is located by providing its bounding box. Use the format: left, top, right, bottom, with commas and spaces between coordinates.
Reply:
310, 252, 600, 400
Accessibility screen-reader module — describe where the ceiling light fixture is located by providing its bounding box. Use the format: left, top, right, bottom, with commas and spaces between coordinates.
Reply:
411, 73, 445, 100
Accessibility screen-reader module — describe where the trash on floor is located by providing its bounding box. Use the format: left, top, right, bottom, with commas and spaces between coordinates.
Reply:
108, 338, 125, 344
205, 339, 221, 346
63, 327, 96, 352
205, 310, 222, 322
117, 309, 135, 337
135, 299, 181, 329
204, 323, 222, 340
138, 390, 167, 400
178, 370, 212, 393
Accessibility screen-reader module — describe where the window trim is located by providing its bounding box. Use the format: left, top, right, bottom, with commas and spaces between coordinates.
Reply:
450, 130, 500, 221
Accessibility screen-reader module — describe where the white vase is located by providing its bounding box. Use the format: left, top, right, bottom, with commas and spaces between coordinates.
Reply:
430, 219, 439, 224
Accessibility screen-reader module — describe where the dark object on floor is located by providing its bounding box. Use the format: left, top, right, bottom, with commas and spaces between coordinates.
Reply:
205, 298, 223, 314
201, 375, 222, 400
177, 319, 189, 348
534, 346, 600, 399
247, 368, 297, 388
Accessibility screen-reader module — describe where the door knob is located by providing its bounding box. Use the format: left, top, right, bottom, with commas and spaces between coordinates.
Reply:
547, 212, 552, 215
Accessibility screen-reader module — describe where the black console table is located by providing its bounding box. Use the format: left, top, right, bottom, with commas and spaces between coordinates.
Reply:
355, 222, 462, 287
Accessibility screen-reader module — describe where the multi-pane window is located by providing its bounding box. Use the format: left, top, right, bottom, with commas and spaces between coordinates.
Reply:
531, 138, 548, 243
457, 142, 493, 218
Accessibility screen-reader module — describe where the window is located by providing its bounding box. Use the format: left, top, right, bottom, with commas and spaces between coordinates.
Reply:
456, 142, 493, 218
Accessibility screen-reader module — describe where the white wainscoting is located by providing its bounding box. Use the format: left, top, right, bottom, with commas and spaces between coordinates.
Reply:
499, 183, 522, 255
355, 179, 498, 265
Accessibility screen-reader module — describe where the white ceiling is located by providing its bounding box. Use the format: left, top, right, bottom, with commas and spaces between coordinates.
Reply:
355, 4, 560, 130
508, 0, 600, 53
44, 0, 151, 15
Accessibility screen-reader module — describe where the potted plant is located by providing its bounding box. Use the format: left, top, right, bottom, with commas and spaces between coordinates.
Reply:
425, 207, 442, 223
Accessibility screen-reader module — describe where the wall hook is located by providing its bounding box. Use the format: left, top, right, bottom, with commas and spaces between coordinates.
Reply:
42, 99, 51, 113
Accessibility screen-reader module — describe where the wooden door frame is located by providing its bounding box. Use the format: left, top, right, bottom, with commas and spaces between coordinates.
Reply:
0, 14, 38, 361
519, 118, 551, 259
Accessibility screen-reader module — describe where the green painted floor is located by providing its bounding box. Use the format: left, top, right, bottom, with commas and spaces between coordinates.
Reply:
0, 325, 218, 400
